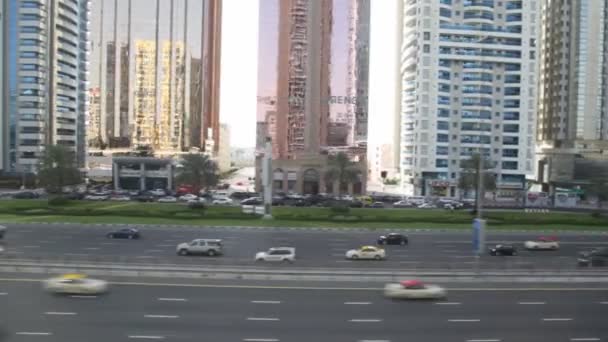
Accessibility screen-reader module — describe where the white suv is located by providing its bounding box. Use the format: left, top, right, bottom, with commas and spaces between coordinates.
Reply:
255, 247, 296, 263
176, 239, 223, 256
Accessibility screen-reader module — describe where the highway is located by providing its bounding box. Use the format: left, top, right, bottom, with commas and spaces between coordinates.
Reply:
1, 223, 607, 270
0, 277, 607, 342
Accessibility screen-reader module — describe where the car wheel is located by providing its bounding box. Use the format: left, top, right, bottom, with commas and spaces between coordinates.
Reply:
107, 234, 114, 239
400, 240, 406, 246
255, 258, 264, 262
512, 251, 517, 256
128, 235, 133, 240
207, 250, 216, 257
374, 255, 382, 260
350, 255, 359, 260
178, 249, 189, 256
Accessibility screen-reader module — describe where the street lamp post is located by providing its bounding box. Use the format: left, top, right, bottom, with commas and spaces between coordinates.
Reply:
262, 137, 273, 219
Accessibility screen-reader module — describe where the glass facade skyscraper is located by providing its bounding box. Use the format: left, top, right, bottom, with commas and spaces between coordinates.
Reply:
88, 0, 222, 154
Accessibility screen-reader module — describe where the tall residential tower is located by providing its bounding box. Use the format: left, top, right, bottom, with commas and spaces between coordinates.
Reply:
399, 0, 540, 198
3, 0, 91, 171
536, 0, 608, 188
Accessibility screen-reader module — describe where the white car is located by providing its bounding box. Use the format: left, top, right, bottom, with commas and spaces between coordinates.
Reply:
384, 280, 447, 300
43, 274, 109, 295
179, 194, 199, 202
150, 189, 166, 197
85, 195, 108, 201
418, 203, 437, 209
212, 197, 233, 205
255, 247, 296, 262
524, 237, 559, 250
158, 196, 177, 203
345, 246, 386, 260
109, 195, 130, 201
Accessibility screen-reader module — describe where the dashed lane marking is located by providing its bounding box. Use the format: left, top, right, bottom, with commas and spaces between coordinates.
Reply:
243, 339, 279, 342
349, 319, 382, 322
144, 315, 179, 319
543, 318, 572, 321
344, 302, 372, 305
247, 317, 280, 321
128, 336, 165, 340
45, 312, 77, 315
570, 339, 601, 341
16, 332, 52, 336
251, 300, 281, 304
448, 319, 481, 322
434, 302, 461, 305
158, 298, 187, 302
518, 302, 546, 305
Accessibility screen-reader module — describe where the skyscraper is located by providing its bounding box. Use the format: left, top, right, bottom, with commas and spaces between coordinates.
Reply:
345, 0, 369, 146
3, 0, 91, 172
272, 0, 332, 160
255, 0, 367, 195
536, 0, 608, 187
399, 0, 540, 198
0, 0, 6, 171
89, 0, 222, 154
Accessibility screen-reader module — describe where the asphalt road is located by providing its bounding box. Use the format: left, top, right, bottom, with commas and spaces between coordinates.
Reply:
0, 277, 607, 342
1, 223, 607, 270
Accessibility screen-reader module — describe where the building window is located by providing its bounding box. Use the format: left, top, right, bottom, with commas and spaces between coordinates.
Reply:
436, 159, 449, 168
436, 146, 449, 155
502, 161, 518, 170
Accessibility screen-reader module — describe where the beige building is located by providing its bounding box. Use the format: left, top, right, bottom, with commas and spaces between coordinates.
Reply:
536, 0, 608, 189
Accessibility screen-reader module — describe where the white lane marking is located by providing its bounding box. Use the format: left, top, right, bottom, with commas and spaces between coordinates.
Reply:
467, 340, 501, 342
65, 253, 89, 256
599, 302, 608, 304
83, 247, 100, 250
136, 256, 155, 259
70, 295, 97, 299
434, 302, 461, 305
100, 242, 117, 245
156, 244, 173, 247
543, 318, 572, 321
448, 319, 481, 322
144, 315, 179, 319
128, 336, 165, 340
358, 340, 390, 342
247, 317, 280, 321
349, 319, 382, 322
158, 298, 187, 302
45, 312, 77, 315
251, 300, 281, 304
145, 250, 163, 253
16, 332, 53, 336
0, 292, 7, 295
344, 302, 371, 305
570, 339, 601, 341
518, 302, 546, 305
243, 339, 279, 342
331, 253, 346, 257
38, 241, 54, 244
23, 245, 40, 248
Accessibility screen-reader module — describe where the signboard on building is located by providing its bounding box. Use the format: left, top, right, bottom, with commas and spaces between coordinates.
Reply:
525, 192, 549, 207
554, 192, 578, 208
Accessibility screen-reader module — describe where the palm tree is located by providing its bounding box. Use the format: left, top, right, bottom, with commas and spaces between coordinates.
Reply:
176, 153, 219, 193
37, 145, 82, 194
458, 153, 496, 207
324, 152, 360, 198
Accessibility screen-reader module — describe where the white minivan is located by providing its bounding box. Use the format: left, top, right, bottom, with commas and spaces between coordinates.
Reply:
407, 196, 426, 205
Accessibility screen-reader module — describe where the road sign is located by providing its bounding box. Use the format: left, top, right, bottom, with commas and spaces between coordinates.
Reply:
472, 218, 486, 255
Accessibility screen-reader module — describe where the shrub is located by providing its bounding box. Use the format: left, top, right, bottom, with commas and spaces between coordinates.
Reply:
591, 211, 602, 218
188, 202, 207, 210
330, 205, 350, 215
48, 196, 69, 206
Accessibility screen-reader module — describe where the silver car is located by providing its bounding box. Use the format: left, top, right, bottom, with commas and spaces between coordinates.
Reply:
176, 239, 223, 256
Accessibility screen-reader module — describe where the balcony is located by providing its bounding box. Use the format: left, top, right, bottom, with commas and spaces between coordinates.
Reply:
463, 0, 494, 9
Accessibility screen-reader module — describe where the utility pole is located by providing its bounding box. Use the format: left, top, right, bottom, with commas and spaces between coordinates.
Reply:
262, 137, 273, 219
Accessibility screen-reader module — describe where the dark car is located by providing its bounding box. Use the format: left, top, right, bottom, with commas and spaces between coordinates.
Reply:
489, 244, 517, 256
241, 197, 263, 205
64, 192, 85, 200
13, 191, 39, 199
578, 247, 608, 267
377, 233, 409, 246
349, 200, 364, 208
134, 194, 155, 202
106, 228, 140, 239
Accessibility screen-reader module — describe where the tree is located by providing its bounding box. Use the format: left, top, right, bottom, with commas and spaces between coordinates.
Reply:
578, 162, 608, 209
324, 152, 360, 197
176, 153, 219, 192
37, 145, 82, 194
458, 153, 496, 206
